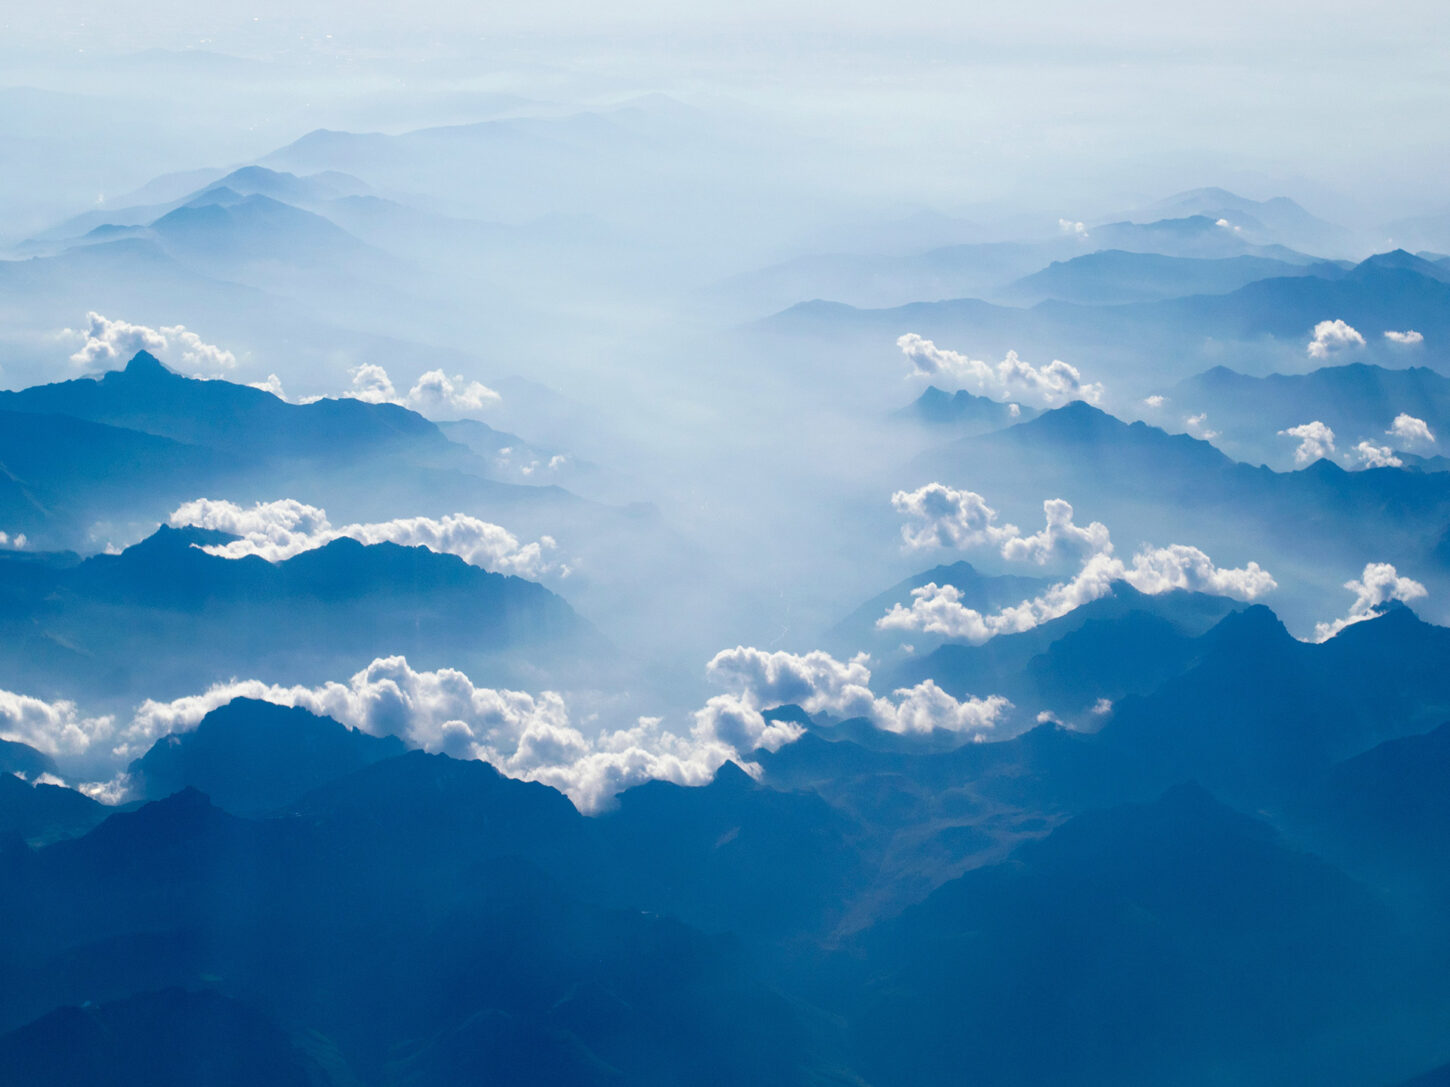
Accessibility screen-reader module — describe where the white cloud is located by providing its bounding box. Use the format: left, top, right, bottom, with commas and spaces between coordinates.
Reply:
893, 485, 1110, 568
1184, 412, 1220, 440
1348, 440, 1403, 469
1384, 330, 1424, 345
0, 531, 26, 549
169, 498, 566, 579
1279, 421, 1336, 466
1312, 562, 1427, 642
703, 645, 1011, 737
1142, 394, 1166, 409
65, 311, 236, 374
880, 490, 1275, 644
0, 690, 114, 758
1388, 413, 1436, 448
97, 658, 731, 813
897, 333, 1104, 409
1059, 218, 1088, 237
249, 373, 287, 398
342, 363, 500, 419
1307, 319, 1365, 359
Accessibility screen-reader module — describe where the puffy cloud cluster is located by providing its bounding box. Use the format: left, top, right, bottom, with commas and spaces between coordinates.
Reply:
881, 489, 1275, 644
1388, 413, 1436, 448
66, 311, 236, 374
1279, 421, 1336, 466
1348, 441, 1403, 469
1058, 218, 1088, 237
91, 658, 737, 813
897, 334, 1104, 409
702, 646, 1011, 737
1384, 330, 1424, 345
1312, 563, 1428, 642
169, 498, 565, 578
343, 363, 499, 419
1306, 319, 1365, 359
0, 531, 26, 549
0, 690, 114, 758
892, 484, 1109, 567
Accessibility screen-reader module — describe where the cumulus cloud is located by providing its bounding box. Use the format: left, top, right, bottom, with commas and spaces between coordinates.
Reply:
249, 373, 288, 398
703, 646, 1011, 737
1059, 218, 1088, 237
0, 690, 114, 759
1142, 394, 1166, 409
1388, 413, 1436, 448
1279, 421, 1336, 466
897, 334, 1104, 409
65, 311, 236, 374
1384, 330, 1424, 345
881, 489, 1275, 644
89, 658, 734, 813
169, 498, 565, 578
341, 363, 500, 419
892, 484, 1109, 567
1307, 319, 1365, 359
1312, 562, 1428, 642
1347, 440, 1403, 469
0, 531, 26, 549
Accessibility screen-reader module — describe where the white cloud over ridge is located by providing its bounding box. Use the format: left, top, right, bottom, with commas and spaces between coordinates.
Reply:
169, 498, 566, 578
703, 646, 1011, 737
1312, 562, 1427, 642
897, 333, 1104, 409
342, 363, 500, 419
1384, 330, 1424, 345
1307, 319, 1365, 359
1348, 440, 1403, 469
880, 488, 1275, 644
65, 311, 236, 374
0, 532, 26, 549
1279, 421, 1336, 466
1388, 413, 1436, 448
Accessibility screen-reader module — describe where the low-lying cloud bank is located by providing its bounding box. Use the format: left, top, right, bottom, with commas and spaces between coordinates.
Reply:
897, 333, 1103, 409
169, 498, 566, 579
1312, 562, 1427, 642
2, 647, 1011, 812
882, 485, 1275, 643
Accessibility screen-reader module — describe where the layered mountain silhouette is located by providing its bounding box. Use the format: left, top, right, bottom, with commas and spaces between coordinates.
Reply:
0, 521, 598, 703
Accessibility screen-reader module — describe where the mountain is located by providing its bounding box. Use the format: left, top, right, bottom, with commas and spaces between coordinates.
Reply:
0, 523, 598, 703
0, 774, 106, 848
1122, 188, 1355, 254
999, 249, 1345, 306
1097, 604, 1450, 802
754, 254, 1450, 391
0, 988, 329, 1087
899, 385, 1038, 431
888, 583, 1247, 717
910, 401, 1450, 627
127, 699, 407, 817
0, 768, 840, 1085
1168, 362, 1450, 468
838, 783, 1420, 1087
0, 353, 586, 551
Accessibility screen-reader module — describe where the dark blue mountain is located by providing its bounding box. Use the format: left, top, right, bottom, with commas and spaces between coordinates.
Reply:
838, 783, 1420, 1087
0, 774, 105, 848
127, 699, 407, 817
0, 524, 598, 702
899, 384, 1039, 430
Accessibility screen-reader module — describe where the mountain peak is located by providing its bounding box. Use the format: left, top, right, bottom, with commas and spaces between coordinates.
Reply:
121, 350, 177, 379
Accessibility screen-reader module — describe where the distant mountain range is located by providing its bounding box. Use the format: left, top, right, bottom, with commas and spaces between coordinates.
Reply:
0, 521, 598, 705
